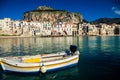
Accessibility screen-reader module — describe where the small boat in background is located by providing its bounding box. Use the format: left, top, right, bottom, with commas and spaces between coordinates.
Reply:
0, 45, 80, 74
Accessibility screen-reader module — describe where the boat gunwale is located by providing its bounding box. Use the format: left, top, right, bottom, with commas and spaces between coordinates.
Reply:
1, 54, 79, 68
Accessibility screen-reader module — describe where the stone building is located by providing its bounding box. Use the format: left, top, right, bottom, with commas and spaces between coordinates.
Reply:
0, 18, 11, 31
0, 17, 119, 36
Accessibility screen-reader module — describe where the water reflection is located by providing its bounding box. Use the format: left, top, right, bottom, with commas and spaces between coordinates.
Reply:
0, 36, 120, 57
0, 36, 120, 80
0, 37, 82, 57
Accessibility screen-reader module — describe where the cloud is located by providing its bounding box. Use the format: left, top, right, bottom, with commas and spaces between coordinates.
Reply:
112, 6, 120, 15
114, 10, 120, 15
112, 6, 116, 10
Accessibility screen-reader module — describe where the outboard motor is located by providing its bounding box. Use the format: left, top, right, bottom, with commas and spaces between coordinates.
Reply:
70, 45, 77, 54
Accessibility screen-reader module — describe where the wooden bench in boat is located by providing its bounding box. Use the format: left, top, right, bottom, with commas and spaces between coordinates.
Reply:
22, 54, 67, 63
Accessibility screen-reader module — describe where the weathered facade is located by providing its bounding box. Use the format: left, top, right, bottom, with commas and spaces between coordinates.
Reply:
0, 6, 120, 36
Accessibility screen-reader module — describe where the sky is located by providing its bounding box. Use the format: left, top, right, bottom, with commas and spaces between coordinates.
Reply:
0, 0, 120, 21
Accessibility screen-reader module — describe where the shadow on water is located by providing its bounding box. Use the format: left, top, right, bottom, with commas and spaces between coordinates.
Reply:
0, 65, 79, 80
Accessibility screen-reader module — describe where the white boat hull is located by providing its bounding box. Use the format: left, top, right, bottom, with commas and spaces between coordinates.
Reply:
1, 63, 40, 73
1, 51, 79, 73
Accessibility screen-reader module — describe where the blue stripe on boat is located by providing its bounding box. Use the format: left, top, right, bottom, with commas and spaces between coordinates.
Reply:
3, 70, 40, 74
46, 62, 78, 73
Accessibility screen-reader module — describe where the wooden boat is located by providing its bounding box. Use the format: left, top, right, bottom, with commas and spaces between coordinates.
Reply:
0, 45, 80, 73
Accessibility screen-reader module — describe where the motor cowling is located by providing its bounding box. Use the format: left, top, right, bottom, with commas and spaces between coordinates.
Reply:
70, 45, 78, 53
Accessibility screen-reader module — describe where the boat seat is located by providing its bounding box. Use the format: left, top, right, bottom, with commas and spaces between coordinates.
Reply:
41, 56, 64, 62
22, 56, 41, 63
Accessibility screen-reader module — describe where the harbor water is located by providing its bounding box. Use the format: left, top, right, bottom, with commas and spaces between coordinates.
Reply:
0, 36, 120, 80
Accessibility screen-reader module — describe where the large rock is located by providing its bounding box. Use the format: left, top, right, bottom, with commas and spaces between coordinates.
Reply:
23, 6, 82, 24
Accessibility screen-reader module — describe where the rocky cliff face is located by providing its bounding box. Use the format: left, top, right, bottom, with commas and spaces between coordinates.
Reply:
23, 6, 82, 24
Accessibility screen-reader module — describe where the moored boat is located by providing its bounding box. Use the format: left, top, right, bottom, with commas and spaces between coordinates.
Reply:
0, 45, 80, 73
